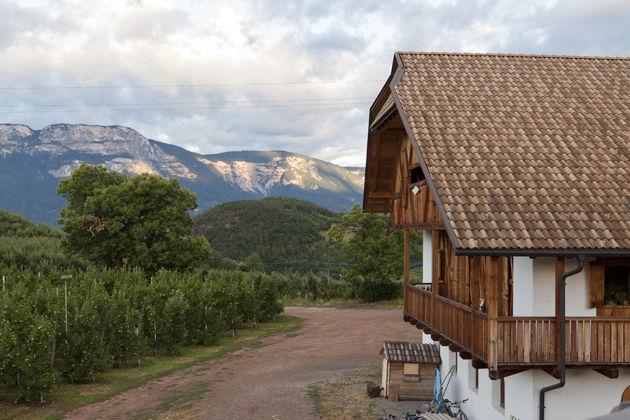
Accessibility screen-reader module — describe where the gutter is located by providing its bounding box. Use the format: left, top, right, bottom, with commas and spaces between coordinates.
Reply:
539, 255, 585, 420
454, 248, 630, 258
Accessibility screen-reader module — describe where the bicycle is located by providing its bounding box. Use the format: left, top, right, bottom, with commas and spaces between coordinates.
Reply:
421, 397, 468, 419
443, 398, 469, 420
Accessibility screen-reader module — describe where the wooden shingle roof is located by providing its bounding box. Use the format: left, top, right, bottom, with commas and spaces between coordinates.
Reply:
389, 52, 630, 255
380, 341, 441, 364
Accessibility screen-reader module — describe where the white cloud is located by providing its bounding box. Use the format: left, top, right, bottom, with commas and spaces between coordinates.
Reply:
0, 0, 627, 167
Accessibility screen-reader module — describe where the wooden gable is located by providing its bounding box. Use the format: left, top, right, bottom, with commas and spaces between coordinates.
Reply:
364, 114, 444, 231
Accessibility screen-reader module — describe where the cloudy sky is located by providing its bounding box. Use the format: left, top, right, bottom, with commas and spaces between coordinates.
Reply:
0, 0, 628, 166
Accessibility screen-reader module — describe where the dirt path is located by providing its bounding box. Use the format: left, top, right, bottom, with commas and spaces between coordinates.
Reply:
65, 306, 421, 419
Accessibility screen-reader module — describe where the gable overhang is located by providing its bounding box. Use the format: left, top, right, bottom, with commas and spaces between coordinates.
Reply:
363, 57, 401, 213
386, 52, 463, 249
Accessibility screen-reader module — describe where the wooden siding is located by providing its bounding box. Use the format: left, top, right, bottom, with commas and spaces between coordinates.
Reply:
387, 361, 435, 400
430, 230, 512, 315
391, 182, 443, 229
406, 285, 630, 368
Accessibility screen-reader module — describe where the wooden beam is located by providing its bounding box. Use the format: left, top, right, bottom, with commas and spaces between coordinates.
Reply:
594, 368, 619, 379
404, 230, 410, 286
390, 222, 446, 231
555, 257, 565, 365
431, 333, 441, 341
368, 191, 392, 199
439, 339, 451, 347
487, 256, 500, 371
423, 327, 431, 335
449, 344, 464, 353
542, 368, 561, 380
489, 368, 527, 380
459, 352, 472, 360
472, 358, 488, 369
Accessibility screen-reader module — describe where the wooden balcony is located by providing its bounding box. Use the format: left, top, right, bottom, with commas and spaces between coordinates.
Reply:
404, 284, 630, 375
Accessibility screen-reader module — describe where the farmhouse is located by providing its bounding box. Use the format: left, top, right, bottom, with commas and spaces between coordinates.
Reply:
364, 52, 630, 420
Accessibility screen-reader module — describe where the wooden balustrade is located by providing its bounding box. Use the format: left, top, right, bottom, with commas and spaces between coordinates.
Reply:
566, 318, 630, 364
497, 318, 556, 364
405, 284, 630, 368
405, 284, 487, 359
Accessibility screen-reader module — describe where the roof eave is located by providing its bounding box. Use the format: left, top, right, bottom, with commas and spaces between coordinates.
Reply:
453, 247, 630, 258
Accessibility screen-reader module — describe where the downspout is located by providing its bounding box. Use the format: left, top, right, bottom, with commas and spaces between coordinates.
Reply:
539, 255, 585, 420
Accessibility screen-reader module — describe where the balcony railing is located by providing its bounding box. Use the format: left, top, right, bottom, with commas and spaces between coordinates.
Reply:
405, 284, 630, 368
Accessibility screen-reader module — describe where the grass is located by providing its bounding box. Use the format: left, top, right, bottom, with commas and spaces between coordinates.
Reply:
0, 315, 302, 420
308, 370, 383, 420
307, 384, 324, 416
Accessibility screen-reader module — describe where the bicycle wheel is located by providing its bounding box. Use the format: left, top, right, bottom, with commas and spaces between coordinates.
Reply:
458, 411, 469, 420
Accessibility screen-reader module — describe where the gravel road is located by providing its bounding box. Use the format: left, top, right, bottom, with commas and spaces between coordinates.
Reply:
64, 306, 421, 419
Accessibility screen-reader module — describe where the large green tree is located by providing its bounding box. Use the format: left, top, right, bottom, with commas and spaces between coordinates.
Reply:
57, 163, 210, 272
328, 204, 421, 300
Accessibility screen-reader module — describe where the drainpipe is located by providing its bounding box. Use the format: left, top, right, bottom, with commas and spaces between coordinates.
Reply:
539, 255, 585, 420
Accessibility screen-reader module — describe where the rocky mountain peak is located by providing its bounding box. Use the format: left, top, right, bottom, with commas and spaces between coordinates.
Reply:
0, 124, 34, 156
0, 123, 364, 226
36, 124, 153, 158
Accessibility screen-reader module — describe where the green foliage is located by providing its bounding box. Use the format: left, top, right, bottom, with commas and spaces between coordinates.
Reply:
57, 163, 211, 273
0, 282, 59, 402
0, 209, 61, 238
0, 209, 88, 271
329, 204, 421, 302
0, 267, 283, 402
274, 271, 349, 301
193, 197, 346, 275
56, 276, 111, 382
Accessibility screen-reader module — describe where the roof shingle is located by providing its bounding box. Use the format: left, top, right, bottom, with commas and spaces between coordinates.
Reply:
393, 52, 630, 253
381, 341, 441, 364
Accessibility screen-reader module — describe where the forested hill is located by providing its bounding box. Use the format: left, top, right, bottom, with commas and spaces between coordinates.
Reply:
193, 197, 347, 274
0, 209, 86, 269
0, 209, 61, 238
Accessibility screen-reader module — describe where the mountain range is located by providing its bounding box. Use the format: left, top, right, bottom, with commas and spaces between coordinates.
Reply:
0, 123, 364, 226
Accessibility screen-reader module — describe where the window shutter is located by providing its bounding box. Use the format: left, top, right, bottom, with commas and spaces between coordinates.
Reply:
588, 263, 604, 308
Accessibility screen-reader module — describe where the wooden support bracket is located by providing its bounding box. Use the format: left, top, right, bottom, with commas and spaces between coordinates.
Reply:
489, 368, 526, 380
459, 352, 472, 360
472, 358, 487, 369
449, 344, 464, 353
594, 368, 619, 379
439, 339, 451, 347
423, 328, 431, 335
431, 333, 441, 341
542, 368, 561, 380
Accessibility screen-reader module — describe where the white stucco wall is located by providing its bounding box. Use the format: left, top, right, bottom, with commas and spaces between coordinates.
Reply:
434, 344, 629, 420
513, 256, 596, 317
513, 256, 534, 316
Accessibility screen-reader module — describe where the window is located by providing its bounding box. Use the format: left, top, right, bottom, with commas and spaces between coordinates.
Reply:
605, 265, 630, 305
449, 351, 458, 373
468, 362, 478, 392
404, 363, 420, 382
409, 165, 425, 184
588, 261, 630, 308
492, 377, 505, 412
